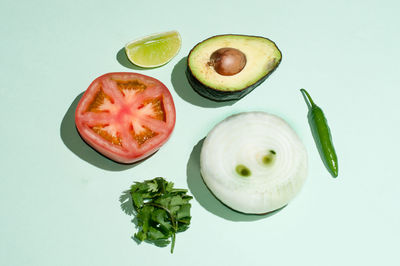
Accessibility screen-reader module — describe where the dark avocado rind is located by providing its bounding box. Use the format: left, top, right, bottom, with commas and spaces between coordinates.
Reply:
186, 34, 282, 102
186, 61, 279, 101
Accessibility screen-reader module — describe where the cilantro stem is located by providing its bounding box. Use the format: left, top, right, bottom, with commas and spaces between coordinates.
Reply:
160, 179, 166, 194
145, 202, 179, 253
171, 232, 176, 254
144, 202, 177, 229
172, 188, 188, 193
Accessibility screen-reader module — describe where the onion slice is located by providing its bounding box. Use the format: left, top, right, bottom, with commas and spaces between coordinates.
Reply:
200, 112, 308, 214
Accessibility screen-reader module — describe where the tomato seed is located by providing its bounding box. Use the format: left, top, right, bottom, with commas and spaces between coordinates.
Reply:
115, 79, 147, 95
132, 126, 158, 145
87, 88, 113, 112
91, 125, 122, 146
142, 98, 165, 121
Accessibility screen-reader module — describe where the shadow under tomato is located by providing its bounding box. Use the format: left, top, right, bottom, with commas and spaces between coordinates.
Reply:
186, 138, 285, 222
60, 92, 143, 171
171, 57, 237, 108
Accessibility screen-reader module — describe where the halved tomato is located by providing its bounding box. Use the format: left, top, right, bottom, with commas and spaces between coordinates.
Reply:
75, 72, 176, 163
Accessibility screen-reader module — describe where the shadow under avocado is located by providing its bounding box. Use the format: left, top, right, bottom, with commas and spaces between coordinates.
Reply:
60, 92, 142, 171
171, 57, 237, 108
187, 138, 284, 222
116, 47, 149, 70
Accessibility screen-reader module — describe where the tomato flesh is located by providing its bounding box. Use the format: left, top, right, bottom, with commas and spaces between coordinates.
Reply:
75, 72, 176, 163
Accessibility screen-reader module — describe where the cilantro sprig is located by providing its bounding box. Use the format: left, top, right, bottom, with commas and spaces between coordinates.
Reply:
129, 177, 192, 253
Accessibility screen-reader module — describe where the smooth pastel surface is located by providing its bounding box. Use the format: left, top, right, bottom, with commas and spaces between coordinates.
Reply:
1, 0, 399, 265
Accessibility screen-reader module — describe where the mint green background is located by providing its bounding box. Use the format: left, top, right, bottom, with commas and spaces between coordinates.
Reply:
1, 0, 399, 265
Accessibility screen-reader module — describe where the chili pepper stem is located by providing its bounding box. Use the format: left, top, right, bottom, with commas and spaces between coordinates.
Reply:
300, 88, 316, 107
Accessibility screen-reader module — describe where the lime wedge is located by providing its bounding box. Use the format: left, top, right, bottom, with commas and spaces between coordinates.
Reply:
125, 31, 181, 68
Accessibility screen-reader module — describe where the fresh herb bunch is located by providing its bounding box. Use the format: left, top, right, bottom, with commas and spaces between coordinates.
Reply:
130, 177, 193, 253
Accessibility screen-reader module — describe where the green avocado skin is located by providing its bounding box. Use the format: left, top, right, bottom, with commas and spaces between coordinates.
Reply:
185, 63, 280, 102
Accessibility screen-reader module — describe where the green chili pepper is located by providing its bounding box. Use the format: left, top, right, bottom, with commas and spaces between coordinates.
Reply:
300, 89, 338, 177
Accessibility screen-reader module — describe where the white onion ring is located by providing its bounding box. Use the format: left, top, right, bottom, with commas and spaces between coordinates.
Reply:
200, 112, 308, 214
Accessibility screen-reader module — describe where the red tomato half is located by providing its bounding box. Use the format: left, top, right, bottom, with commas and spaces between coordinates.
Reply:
75, 72, 176, 163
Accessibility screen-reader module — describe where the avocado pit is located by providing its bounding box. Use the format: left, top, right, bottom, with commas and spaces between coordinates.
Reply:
209, 47, 246, 76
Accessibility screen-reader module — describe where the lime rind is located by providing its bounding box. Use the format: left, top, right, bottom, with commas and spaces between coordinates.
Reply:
125, 30, 181, 68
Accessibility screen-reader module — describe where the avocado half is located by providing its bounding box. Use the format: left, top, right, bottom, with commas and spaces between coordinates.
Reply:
186, 34, 282, 101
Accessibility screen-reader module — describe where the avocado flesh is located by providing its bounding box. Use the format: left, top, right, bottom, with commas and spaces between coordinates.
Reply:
187, 35, 281, 101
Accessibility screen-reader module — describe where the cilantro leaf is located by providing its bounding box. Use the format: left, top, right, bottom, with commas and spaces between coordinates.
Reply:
147, 179, 158, 192
126, 177, 192, 253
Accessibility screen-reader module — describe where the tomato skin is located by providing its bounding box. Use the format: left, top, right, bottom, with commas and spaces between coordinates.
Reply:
75, 72, 176, 164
